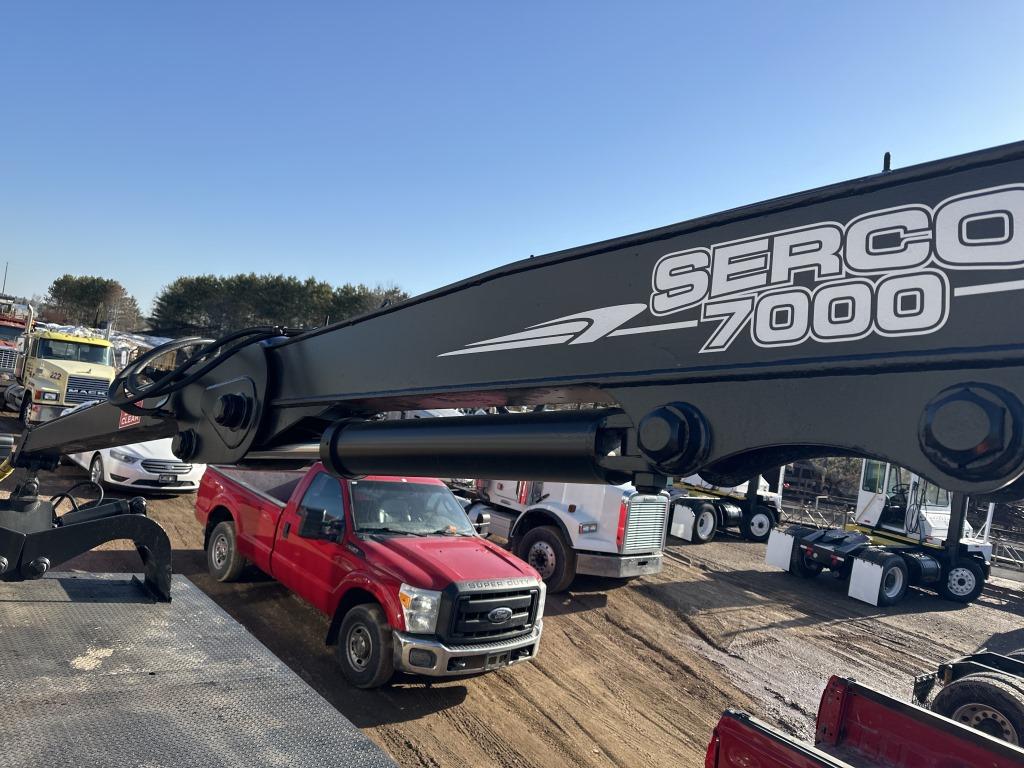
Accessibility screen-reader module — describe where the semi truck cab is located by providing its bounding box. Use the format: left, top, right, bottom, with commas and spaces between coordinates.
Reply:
4, 330, 116, 424
465, 478, 669, 592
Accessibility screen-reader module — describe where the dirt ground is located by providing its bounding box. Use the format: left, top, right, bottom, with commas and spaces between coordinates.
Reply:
6, 412, 1023, 767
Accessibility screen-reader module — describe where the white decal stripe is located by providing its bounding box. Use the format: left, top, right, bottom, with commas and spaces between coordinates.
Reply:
953, 279, 1024, 297
608, 320, 699, 337
438, 335, 575, 356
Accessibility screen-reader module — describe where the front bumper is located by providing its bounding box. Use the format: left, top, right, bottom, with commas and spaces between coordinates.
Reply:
107, 460, 206, 493
28, 403, 66, 424
576, 552, 662, 578
392, 622, 542, 677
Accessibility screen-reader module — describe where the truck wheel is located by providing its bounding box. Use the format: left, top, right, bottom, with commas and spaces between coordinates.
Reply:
207, 520, 246, 582
938, 559, 985, 603
931, 672, 1024, 745
692, 503, 717, 544
337, 604, 395, 689
877, 555, 909, 606
518, 525, 576, 593
89, 455, 106, 488
790, 547, 823, 578
19, 396, 31, 427
740, 506, 774, 543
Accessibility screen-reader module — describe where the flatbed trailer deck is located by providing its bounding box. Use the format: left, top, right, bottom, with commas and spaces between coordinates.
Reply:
0, 573, 395, 768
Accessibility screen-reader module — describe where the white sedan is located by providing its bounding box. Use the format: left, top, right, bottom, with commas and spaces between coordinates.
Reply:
61, 403, 207, 493
67, 438, 207, 493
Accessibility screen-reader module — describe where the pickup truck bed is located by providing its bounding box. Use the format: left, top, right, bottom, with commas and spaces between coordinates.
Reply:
0, 573, 395, 768
213, 466, 305, 506
706, 676, 1024, 768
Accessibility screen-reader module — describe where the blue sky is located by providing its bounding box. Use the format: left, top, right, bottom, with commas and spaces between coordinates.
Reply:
1, 2, 1022, 314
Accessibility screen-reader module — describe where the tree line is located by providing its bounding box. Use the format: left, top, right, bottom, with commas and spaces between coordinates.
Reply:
39, 273, 407, 337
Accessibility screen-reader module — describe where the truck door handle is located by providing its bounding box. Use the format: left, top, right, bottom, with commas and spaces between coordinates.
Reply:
283, 522, 291, 539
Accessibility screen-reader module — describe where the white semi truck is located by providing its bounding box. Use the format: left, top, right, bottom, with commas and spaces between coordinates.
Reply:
460, 479, 669, 593
668, 473, 783, 544
765, 459, 993, 606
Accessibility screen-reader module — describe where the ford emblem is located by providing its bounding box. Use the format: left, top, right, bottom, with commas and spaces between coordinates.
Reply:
487, 607, 513, 624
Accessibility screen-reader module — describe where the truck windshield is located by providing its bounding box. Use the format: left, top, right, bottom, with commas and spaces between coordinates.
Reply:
38, 339, 114, 366
350, 480, 476, 536
0, 326, 22, 343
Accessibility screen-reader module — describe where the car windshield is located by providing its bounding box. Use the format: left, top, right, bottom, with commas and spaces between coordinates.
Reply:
350, 480, 476, 536
38, 339, 114, 366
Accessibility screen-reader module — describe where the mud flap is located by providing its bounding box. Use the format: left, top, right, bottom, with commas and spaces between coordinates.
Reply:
848, 556, 883, 606
765, 529, 795, 570
669, 502, 696, 541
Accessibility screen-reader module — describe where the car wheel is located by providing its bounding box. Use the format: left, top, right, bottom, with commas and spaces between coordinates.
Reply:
938, 559, 985, 603
740, 506, 774, 543
336, 604, 395, 689
89, 455, 106, 488
931, 672, 1024, 745
693, 503, 718, 544
518, 525, 576, 593
877, 555, 909, 606
206, 520, 246, 582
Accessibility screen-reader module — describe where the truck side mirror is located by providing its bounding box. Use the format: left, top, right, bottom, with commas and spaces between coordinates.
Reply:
299, 508, 343, 541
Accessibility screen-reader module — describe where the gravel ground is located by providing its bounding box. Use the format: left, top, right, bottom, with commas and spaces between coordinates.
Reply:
5, 414, 1022, 767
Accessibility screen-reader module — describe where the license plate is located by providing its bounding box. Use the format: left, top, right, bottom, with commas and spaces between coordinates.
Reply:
158, 474, 176, 483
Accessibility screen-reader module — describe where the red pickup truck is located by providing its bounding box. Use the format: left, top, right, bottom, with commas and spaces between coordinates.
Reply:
195, 463, 545, 688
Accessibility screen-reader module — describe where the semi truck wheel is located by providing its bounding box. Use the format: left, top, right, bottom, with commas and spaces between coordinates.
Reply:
337, 604, 395, 689
740, 506, 774, 543
19, 396, 31, 427
693, 503, 717, 544
790, 548, 823, 578
931, 672, 1024, 745
518, 525, 576, 593
207, 520, 246, 582
877, 555, 909, 606
938, 559, 985, 603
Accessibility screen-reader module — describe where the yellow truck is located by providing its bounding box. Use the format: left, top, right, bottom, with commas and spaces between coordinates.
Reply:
2, 329, 117, 425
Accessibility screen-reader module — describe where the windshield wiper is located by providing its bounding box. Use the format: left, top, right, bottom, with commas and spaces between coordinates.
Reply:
425, 528, 474, 537
357, 526, 430, 537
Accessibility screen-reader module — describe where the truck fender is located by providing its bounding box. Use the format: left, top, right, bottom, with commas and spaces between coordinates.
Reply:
201, 505, 236, 549
509, 505, 575, 551
325, 576, 402, 646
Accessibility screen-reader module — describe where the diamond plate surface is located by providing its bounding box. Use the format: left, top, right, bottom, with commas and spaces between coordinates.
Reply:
0, 573, 395, 768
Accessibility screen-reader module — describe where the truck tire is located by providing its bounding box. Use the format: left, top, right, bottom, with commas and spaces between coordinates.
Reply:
877, 555, 909, 606
692, 503, 717, 544
19, 395, 31, 427
937, 559, 985, 603
740, 506, 774, 543
518, 525, 576, 593
930, 672, 1024, 745
207, 520, 246, 582
790, 547, 823, 578
337, 604, 395, 689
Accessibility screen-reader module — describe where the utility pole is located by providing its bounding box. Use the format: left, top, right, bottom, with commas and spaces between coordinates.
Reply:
2, 262, 8, 296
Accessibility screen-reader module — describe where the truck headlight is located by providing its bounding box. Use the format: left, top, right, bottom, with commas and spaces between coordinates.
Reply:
109, 449, 139, 464
535, 582, 546, 621
398, 584, 441, 634
40, 391, 59, 402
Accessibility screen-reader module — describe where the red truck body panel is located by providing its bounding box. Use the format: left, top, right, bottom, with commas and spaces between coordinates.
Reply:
706, 676, 1024, 768
195, 463, 539, 632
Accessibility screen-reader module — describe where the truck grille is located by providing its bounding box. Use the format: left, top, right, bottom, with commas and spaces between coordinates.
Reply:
0, 348, 16, 372
141, 459, 193, 475
65, 375, 110, 404
622, 494, 668, 554
448, 588, 539, 642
